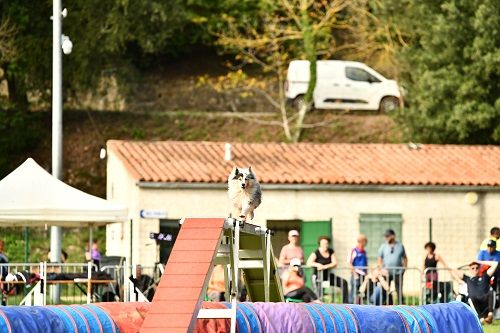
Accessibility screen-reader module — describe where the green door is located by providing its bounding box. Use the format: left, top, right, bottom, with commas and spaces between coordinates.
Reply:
301, 220, 332, 289
359, 213, 403, 264
301, 220, 332, 261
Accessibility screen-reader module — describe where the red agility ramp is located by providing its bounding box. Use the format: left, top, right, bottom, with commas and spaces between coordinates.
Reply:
140, 218, 226, 333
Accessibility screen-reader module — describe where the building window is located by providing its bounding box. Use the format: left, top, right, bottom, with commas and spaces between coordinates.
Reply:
359, 213, 403, 263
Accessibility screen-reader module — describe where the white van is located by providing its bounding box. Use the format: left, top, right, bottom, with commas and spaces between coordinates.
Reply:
285, 60, 403, 112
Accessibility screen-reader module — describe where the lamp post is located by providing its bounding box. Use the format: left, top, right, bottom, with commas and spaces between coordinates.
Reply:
51, 0, 72, 303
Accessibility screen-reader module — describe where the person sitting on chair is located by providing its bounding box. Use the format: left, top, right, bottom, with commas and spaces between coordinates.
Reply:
207, 264, 226, 302
282, 258, 320, 303
452, 260, 498, 325
130, 265, 155, 301
358, 267, 390, 305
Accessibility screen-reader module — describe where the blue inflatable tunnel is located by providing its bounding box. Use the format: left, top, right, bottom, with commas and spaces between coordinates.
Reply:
0, 301, 484, 333
220, 301, 482, 333
0, 304, 119, 333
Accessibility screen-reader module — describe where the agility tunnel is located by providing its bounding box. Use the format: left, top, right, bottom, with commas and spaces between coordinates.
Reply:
195, 301, 483, 333
0, 301, 480, 333
0, 304, 118, 333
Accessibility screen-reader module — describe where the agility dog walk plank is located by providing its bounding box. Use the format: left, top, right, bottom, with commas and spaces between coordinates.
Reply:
140, 218, 225, 333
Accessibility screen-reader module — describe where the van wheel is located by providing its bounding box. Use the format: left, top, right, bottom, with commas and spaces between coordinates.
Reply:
379, 97, 400, 113
293, 95, 313, 111
293, 95, 305, 110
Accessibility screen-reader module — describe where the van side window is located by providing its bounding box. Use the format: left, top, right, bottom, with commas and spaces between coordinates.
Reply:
345, 67, 381, 83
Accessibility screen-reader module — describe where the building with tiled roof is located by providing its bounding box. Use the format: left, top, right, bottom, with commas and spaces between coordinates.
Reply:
105, 140, 500, 294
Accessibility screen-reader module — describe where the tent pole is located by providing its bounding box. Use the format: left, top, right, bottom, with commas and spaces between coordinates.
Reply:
24, 227, 29, 263
130, 219, 133, 265
89, 227, 93, 256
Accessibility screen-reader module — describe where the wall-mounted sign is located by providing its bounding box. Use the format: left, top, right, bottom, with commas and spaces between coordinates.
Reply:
139, 209, 167, 219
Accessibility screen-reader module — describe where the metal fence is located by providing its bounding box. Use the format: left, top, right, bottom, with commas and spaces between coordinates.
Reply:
0, 262, 116, 305
282, 265, 466, 306
0, 262, 474, 307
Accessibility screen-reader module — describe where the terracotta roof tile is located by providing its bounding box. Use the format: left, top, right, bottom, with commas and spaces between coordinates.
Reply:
107, 140, 500, 187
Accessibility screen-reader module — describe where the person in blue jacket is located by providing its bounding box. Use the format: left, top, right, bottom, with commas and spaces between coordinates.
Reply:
477, 239, 500, 296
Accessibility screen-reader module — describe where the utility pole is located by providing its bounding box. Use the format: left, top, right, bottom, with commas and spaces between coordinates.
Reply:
50, 0, 63, 304
51, 0, 72, 303
50, 0, 63, 266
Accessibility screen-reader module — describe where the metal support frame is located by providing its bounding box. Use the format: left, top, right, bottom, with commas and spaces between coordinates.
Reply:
197, 218, 276, 333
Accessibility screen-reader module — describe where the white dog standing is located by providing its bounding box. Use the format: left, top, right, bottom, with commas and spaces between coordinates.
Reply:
228, 166, 262, 221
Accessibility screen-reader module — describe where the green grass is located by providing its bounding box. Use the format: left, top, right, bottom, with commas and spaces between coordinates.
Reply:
2, 226, 106, 263
483, 320, 499, 333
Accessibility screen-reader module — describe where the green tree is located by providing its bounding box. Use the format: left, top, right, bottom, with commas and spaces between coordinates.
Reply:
394, 0, 500, 143
0, 0, 194, 110
342, 0, 413, 79
212, 0, 349, 142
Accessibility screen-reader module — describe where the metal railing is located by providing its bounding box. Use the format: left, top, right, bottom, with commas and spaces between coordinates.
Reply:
1, 261, 473, 307
281, 265, 441, 305
422, 267, 457, 305
0, 262, 115, 305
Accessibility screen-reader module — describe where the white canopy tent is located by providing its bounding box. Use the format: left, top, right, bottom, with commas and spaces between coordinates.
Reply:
0, 158, 127, 227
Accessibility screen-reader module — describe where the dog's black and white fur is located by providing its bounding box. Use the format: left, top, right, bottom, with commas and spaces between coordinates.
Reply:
228, 166, 262, 221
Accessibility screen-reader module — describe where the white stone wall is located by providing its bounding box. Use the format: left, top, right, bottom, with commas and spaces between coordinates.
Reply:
106, 156, 500, 293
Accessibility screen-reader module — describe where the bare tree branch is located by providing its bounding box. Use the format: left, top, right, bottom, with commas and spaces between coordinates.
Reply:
233, 112, 286, 128
0, 18, 17, 62
315, 0, 349, 32
280, 0, 302, 28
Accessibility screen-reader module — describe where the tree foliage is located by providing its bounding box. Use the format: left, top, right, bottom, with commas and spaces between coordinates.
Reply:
212, 0, 349, 142
0, 0, 202, 109
0, 18, 16, 63
393, 0, 500, 143
342, 0, 411, 79
0, 0, 498, 145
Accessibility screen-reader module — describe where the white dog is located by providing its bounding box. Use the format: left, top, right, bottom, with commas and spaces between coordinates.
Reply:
227, 166, 262, 221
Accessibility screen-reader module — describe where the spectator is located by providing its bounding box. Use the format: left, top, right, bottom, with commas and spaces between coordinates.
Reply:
47, 250, 68, 263
452, 260, 498, 325
477, 240, 500, 291
479, 227, 500, 251
377, 229, 407, 304
423, 242, 449, 303
358, 267, 390, 305
307, 236, 349, 303
282, 257, 320, 303
0, 240, 8, 278
478, 240, 500, 262
0, 240, 8, 306
207, 264, 226, 301
279, 230, 304, 267
86, 241, 102, 270
130, 265, 155, 301
348, 234, 368, 304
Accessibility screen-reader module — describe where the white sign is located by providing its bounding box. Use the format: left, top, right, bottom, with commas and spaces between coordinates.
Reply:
140, 209, 167, 219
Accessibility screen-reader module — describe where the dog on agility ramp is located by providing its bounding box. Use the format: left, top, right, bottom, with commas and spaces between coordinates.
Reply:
227, 166, 262, 221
